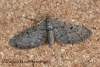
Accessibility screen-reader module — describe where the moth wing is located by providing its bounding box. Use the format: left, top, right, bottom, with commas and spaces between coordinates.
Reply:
52, 20, 92, 44
9, 21, 47, 49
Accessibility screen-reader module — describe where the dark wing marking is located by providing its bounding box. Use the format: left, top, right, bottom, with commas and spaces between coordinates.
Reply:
52, 20, 92, 44
9, 21, 47, 49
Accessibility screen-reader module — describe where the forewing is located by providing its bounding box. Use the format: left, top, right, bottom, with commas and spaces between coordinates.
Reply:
52, 20, 92, 44
9, 21, 47, 49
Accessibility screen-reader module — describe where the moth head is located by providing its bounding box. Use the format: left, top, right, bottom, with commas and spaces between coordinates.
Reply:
46, 14, 50, 19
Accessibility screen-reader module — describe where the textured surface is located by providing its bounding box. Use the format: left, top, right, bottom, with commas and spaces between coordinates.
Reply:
0, 0, 100, 67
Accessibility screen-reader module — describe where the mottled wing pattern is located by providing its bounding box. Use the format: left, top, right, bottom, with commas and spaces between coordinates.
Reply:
52, 20, 92, 44
9, 21, 47, 49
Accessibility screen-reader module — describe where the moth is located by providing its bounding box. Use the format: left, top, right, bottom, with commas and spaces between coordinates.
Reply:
9, 14, 92, 49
